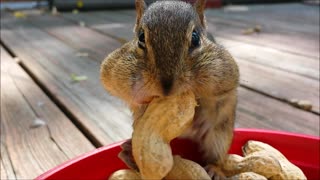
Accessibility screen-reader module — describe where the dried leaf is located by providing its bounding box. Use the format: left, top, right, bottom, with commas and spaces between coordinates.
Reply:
70, 73, 88, 82
289, 99, 312, 111
37, 101, 44, 107
79, 21, 86, 27
72, 9, 79, 14
77, 0, 84, 8
254, 25, 262, 32
30, 118, 46, 129
51, 6, 59, 16
242, 25, 262, 35
242, 28, 255, 35
13, 11, 26, 18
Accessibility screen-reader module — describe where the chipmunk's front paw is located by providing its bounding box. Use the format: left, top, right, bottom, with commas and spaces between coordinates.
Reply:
205, 164, 226, 180
118, 139, 138, 171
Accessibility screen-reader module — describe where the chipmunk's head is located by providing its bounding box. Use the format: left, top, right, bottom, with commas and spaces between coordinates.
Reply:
101, 0, 239, 107
132, 0, 209, 100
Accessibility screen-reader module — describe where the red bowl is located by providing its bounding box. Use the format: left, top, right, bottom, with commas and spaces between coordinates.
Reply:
36, 129, 320, 180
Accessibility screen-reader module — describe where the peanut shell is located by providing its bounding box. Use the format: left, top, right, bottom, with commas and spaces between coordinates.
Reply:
132, 91, 196, 179
108, 169, 141, 180
165, 156, 211, 180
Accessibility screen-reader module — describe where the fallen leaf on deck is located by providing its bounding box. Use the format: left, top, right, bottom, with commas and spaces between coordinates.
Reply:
30, 118, 47, 129
13, 11, 27, 18
79, 21, 86, 27
289, 99, 312, 111
51, 6, 59, 16
242, 25, 262, 35
70, 73, 88, 82
77, 0, 84, 8
37, 101, 45, 107
72, 9, 79, 14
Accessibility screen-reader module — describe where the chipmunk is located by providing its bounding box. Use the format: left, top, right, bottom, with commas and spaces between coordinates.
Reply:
100, 0, 239, 178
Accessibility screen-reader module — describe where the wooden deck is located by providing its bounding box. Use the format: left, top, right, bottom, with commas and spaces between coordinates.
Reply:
1, 3, 319, 179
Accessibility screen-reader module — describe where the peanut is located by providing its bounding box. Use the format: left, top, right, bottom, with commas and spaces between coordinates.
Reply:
242, 140, 285, 158
220, 141, 306, 180
237, 151, 281, 178
165, 156, 211, 180
222, 154, 244, 176
228, 172, 267, 180
132, 91, 197, 179
108, 169, 141, 180
220, 152, 281, 178
242, 140, 306, 180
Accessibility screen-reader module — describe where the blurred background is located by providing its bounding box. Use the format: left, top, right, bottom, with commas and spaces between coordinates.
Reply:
1, 0, 318, 10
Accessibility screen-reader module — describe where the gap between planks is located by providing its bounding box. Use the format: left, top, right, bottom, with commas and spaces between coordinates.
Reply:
1, 46, 95, 179
0, 40, 103, 148
1, 15, 133, 146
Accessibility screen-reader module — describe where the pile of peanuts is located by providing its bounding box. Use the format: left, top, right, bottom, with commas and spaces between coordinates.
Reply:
109, 91, 306, 180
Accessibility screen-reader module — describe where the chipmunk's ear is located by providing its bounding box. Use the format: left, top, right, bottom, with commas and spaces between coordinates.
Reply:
135, 0, 146, 32
194, 0, 207, 27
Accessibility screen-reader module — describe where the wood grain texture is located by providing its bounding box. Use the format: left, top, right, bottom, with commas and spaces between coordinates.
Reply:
236, 88, 319, 136
206, 18, 319, 59
62, 10, 320, 113
1, 47, 95, 179
84, 10, 320, 80
237, 59, 320, 113
63, 11, 135, 42
1, 141, 16, 180
204, 4, 319, 59
115, 7, 320, 59
1, 16, 133, 146
2, 12, 318, 136
217, 37, 319, 80
25, 14, 127, 62
210, 3, 319, 32
24, 14, 122, 62
0, 5, 319, 180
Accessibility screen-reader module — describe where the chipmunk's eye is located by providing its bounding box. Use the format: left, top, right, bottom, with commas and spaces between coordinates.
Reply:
138, 31, 145, 49
191, 31, 200, 48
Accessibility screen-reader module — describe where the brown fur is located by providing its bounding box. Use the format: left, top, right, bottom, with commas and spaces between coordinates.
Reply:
100, 0, 239, 176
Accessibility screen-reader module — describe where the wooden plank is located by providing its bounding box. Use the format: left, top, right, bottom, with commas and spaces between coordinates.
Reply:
17, 12, 320, 135
215, 3, 319, 27
1, 11, 319, 156
19, 14, 122, 62
91, 10, 320, 80
236, 88, 319, 136
109, 7, 320, 59
237, 59, 319, 113
62, 11, 237, 49
1, 15, 133, 146
204, 4, 320, 59
206, 4, 319, 36
62, 11, 320, 113
63, 11, 135, 42
80, 10, 320, 71
219, 38, 319, 80
1, 47, 95, 179
85, 8, 320, 80
204, 12, 319, 59
1, 142, 16, 180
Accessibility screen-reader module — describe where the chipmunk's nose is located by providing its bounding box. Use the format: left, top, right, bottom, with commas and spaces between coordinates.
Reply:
161, 77, 174, 96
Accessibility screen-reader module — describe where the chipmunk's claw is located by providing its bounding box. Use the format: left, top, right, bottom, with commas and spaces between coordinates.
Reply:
118, 139, 139, 171
204, 164, 226, 180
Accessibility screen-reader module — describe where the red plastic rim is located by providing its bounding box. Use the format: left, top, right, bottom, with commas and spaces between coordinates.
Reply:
36, 128, 320, 180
